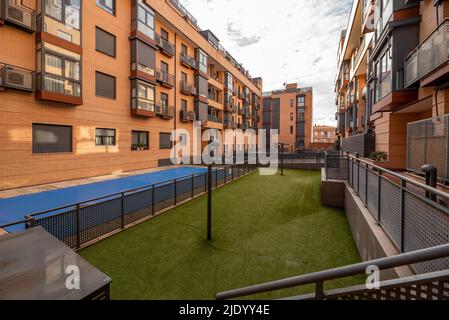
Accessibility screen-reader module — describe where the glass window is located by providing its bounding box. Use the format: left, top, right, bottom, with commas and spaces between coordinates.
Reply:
95, 72, 116, 99
65, 0, 81, 29
46, 0, 62, 21
159, 132, 172, 150
97, 0, 115, 15
197, 49, 208, 74
132, 131, 149, 150
43, 52, 81, 97
96, 128, 116, 146
33, 124, 72, 154
136, 81, 155, 111
137, 0, 155, 40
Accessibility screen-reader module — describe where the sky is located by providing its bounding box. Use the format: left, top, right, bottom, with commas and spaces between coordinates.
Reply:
182, 0, 353, 126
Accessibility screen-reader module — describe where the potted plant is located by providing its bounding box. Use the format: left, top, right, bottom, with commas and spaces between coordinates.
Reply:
366, 151, 388, 166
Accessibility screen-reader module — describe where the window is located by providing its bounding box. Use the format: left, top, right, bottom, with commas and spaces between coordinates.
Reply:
290, 113, 294, 121
290, 126, 293, 134
32, 124, 72, 154
160, 28, 169, 41
96, 27, 116, 57
181, 44, 187, 55
45, 0, 81, 30
42, 51, 81, 97
132, 39, 156, 76
96, 72, 116, 99
290, 99, 294, 108
161, 61, 169, 73
197, 48, 208, 74
96, 128, 116, 146
374, 46, 392, 103
297, 96, 305, 107
135, 81, 155, 111
97, 0, 115, 15
181, 99, 187, 112
132, 131, 149, 150
181, 72, 187, 83
159, 132, 172, 150
137, 0, 155, 40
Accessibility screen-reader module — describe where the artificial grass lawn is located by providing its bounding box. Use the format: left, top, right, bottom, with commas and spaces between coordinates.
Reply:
81, 169, 363, 300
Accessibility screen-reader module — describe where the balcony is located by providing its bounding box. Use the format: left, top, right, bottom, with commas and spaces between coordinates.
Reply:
207, 114, 222, 124
0, 64, 34, 92
0, 0, 35, 33
155, 103, 175, 119
361, 0, 375, 34
224, 121, 237, 130
131, 100, 156, 118
180, 80, 196, 96
155, 69, 175, 88
242, 108, 250, 118
180, 53, 197, 69
405, 21, 449, 88
341, 133, 375, 157
180, 110, 196, 122
154, 34, 174, 58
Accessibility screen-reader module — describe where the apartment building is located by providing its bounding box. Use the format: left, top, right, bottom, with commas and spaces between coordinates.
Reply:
261, 83, 313, 152
312, 125, 337, 144
0, 0, 262, 190
335, 0, 449, 171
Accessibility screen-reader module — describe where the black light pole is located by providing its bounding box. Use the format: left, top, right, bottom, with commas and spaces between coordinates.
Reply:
207, 137, 214, 241
278, 143, 286, 176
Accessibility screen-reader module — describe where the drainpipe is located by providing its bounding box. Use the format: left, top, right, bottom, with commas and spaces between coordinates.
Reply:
174, 32, 178, 163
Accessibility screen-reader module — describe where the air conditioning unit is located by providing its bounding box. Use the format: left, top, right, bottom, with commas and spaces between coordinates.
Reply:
1, 65, 34, 91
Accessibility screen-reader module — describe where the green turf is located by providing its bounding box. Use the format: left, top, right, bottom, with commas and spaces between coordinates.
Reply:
81, 169, 363, 300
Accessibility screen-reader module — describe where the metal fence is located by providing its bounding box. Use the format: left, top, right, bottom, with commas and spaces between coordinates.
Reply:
1, 164, 257, 250
341, 133, 375, 157
325, 154, 449, 274
407, 115, 449, 183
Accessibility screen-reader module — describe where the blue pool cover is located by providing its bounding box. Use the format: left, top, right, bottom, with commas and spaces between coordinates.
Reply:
0, 166, 206, 231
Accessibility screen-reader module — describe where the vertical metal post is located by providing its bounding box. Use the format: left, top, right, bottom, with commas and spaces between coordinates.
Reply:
174, 179, 177, 205
152, 186, 155, 215
325, 154, 328, 179
215, 168, 218, 188
315, 281, 324, 300
224, 167, 227, 184
400, 179, 406, 253
232, 164, 234, 180
76, 204, 81, 249
365, 163, 368, 205
356, 153, 360, 195
377, 170, 382, 223
207, 165, 212, 241
121, 192, 125, 229
191, 174, 194, 198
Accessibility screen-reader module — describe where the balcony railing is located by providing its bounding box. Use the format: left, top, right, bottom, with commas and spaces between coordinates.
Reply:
180, 110, 196, 122
224, 121, 237, 129
155, 69, 175, 87
407, 114, 449, 182
154, 103, 174, 119
207, 114, 222, 123
341, 133, 375, 157
167, 0, 199, 29
180, 80, 196, 96
154, 33, 174, 57
180, 53, 197, 69
405, 21, 449, 88
0, 0, 35, 32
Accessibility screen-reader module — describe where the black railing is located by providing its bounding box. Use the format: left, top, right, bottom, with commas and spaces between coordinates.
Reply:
180, 80, 197, 95
324, 153, 449, 274
0, 164, 257, 250
180, 53, 197, 69
155, 69, 175, 87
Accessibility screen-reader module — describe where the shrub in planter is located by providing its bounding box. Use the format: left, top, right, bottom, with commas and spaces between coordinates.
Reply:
369, 151, 388, 162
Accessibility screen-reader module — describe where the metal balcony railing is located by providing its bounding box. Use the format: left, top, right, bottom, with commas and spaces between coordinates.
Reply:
1, 0, 35, 32
180, 110, 196, 122
405, 20, 449, 88
180, 80, 196, 95
154, 33, 174, 57
180, 53, 197, 69
407, 114, 449, 182
207, 114, 222, 123
167, 0, 199, 29
155, 69, 175, 87
154, 103, 174, 119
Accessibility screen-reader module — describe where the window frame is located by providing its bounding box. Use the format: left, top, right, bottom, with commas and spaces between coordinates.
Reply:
159, 132, 173, 150
131, 130, 149, 150
95, 128, 116, 146
38, 48, 82, 97
95, 26, 116, 58
96, 0, 116, 15
32, 123, 73, 154
95, 71, 116, 99
44, 0, 82, 30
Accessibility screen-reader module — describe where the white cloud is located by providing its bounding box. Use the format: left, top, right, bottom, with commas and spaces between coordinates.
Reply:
182, 0, 352, 125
